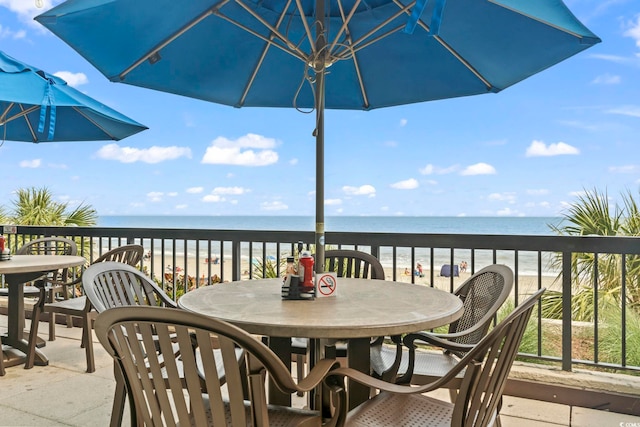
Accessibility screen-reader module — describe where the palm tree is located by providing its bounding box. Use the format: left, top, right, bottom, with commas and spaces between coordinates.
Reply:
8, 187, 97, 227
545, 188, 640, 321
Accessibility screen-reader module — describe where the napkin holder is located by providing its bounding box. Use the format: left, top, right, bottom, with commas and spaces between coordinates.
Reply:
281, 275, 315, 300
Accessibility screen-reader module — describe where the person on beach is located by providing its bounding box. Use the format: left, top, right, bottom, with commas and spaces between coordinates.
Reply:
415, 263, 424, 277
459, 260, 468, 273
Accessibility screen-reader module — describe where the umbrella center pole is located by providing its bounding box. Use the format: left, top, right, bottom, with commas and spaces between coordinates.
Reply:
314, 0, 327, 275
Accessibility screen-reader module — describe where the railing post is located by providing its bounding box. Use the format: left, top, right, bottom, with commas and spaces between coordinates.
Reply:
562, 251, 573, 371
232, 240, 241, 281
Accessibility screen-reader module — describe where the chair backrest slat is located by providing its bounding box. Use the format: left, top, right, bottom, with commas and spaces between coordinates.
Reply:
324, 249, 385, 280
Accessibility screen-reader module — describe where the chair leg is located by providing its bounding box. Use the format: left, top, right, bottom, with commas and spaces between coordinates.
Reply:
296, 354, 305, 397
0, 335, 5, 376
25, 285, 46, 369
83, 312, 95, 373
111, 363, 128, 427
48, 309, 56, 341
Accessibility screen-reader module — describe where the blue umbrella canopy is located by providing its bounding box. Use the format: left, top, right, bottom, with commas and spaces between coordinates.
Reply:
0, 50, 147, 142
35, 0, 599, 268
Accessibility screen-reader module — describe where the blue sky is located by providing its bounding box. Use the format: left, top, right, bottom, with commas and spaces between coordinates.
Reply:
0, 0, 639, 218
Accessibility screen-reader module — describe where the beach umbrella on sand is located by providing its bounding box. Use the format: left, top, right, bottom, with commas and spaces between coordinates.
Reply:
0, 50, 147, 143
36, 0, 599, 271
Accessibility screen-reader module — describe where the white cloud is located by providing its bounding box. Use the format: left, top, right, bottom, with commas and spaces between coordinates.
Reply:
525, 140, 579, 157
19, 159, 41, 168
0, 25, 26, 39
147, 192, 163, 202
53, 71, 88, 87
460, 163, 496, 176
419, 164, 434, 175
325, 198, 342, 205
1, 0, 60, 29
48, 163, 68, 169
186, 187, 203, 194
609, 165, 639, 174
624, 15, 640, 49
606, 105, 640, 118
183, 112, 196, 128
591, 73, 620, 85
497, 207, 519, 216
212, 186, 249, 195
97, 143, 192, 163
202, 194, 225, 203
420, 163, 459, 175
589, 53, 631, 64
175, 204, 188, 210
261, 201, 288, 211
343, 185, 376, 197
399, 119, 408, 127
488, 192, 516, 203
0, 0, 46, 18
569, 190, 587, 198
526, 189, 549, 196
202, 133, 279, 166
390, 178, 419, 189
289, 158, 298, 165
167, 192, 178, 197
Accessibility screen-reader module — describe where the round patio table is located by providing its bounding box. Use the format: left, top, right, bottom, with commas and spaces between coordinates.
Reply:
178, 277, 463, 409
0, 254, 86, 368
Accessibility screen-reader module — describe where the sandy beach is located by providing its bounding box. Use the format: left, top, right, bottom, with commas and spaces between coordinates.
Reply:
140, 253, 558, 299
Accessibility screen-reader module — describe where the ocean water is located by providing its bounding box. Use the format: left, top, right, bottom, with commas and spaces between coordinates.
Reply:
98, 215, 563, 235
98, 216, 563, 276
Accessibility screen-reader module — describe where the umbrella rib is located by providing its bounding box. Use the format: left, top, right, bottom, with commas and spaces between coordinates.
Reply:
18, 104, 38, 142
214, 2, 308, 62
488, 0, 593, 39
73, 106, 118, 140
350, 49, 369, 109
294, 0, 317, 55
233, 0, 309, 60
238, 0, 295, 106
334, 0, 369, 108
0, 104, 39, 125
334, 24, 405, 60
0, 102, 15, 124
327, 0, 362, 58
333, 3, 412, 59
118, 4, 226, 81
390, 0, 493, 90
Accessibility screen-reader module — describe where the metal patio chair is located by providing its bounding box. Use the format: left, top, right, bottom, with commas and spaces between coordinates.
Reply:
326, 288, 545, 427
370, 264, 514, 395
0, 237, 79, 369
39, 244, 144, 373
95, 305, 343, 427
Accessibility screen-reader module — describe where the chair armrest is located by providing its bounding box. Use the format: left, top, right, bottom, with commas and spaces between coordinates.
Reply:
296, 358, 342, 392
403, 332, 474, 354
327, 362, 470, 396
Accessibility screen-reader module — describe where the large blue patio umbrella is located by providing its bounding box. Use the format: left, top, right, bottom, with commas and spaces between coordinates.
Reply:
36, 0, 599, 269
0, 50, 147, 143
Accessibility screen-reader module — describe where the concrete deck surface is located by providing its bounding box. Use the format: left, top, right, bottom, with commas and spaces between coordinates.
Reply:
1, 317, 640, 427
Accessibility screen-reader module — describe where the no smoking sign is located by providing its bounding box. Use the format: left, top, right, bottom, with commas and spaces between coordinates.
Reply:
316, 273, 338, 297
